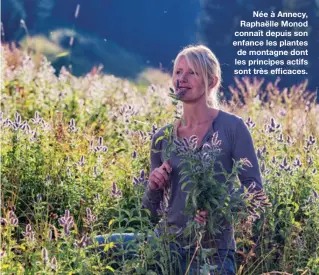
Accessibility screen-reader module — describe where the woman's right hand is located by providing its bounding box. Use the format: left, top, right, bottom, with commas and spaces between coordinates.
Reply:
148, 161, 172, 191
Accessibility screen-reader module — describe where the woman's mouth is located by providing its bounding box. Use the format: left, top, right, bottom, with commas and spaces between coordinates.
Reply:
176, 80, 190, 98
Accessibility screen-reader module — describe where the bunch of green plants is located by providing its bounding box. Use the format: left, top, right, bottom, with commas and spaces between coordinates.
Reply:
154, 88, 271, 274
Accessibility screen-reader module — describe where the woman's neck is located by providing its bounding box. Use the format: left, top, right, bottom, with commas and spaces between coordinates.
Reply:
181, 108, 219, 129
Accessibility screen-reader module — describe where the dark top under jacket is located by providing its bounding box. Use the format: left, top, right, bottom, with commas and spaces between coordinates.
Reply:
142, 109, 262, 250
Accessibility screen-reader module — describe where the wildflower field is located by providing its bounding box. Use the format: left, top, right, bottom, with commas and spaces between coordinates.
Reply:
0, 44, 318, 275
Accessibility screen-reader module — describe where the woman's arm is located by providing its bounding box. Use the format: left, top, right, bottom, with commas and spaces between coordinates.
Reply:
231, 118, 263, 191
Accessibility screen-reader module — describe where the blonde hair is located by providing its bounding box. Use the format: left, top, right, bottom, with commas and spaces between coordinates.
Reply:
173, 44, 222, 108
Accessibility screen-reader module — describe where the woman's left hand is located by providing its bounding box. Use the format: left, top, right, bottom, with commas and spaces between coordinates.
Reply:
194, 210, 208, 224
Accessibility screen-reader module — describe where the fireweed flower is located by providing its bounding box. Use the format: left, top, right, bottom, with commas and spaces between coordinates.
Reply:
279, 156, 291, 172
306, 135, 316, 147
271, 156, 276, 164
0, 250, 6, 259
243, 182, 271, 222
51, 256, 58, 272
304, 135, 316, 152
111, 182, 122, 197
8, 211, 18, 226
84, 208, 97, 226
94, 193, 100, 202
137, 130, 149, 144
3, 112, 30, 132
293, 156, 302, 168
74, 235, 89, 248
307, 156, 313, 166
48, 230, 53, 241
132, 170, 147, 186
132, 151, 137, 159
305, 189, 319, 204
119, 104, 138, 123
1, 117, 12, 129
31, 111, 43, 125
260, 161, 266, 173
147, 84, 156, 93
42, 247, 49, 266
91, 137, 108, 153
277, 133, 284, 143
75, 155, 85, 167
89, 140, 94, 151
148, 123, 158, 140
169, 79, 189, 100
173, 134, 199, 154
256, 149, 263, 160
210, 132, 222, 148
240, 158, 253, 168
29, 130, 39, 142
66, 167, 72, 178
58, 210, 74, 236
245, 117, 256, 128
0, 218, 7, 226
286, 135, 294, 145
93, 165, 99, 176
20, 121, 31, 132
68, 118, 78, 133
266, 117, 281, 133
23, 224, 36, 242
12, 112, 22, 130
30, 111, 51, 131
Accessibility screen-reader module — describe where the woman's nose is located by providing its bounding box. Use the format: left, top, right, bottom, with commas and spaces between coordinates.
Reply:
178, 72, 187, 82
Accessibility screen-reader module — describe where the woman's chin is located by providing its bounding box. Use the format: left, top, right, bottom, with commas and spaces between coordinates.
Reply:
176, 89, 188, 99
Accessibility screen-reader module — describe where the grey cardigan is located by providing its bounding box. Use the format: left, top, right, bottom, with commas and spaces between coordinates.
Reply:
142, 110, 262, 250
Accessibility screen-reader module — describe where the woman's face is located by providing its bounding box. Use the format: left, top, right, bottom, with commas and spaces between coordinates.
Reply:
172, 56, 206, 102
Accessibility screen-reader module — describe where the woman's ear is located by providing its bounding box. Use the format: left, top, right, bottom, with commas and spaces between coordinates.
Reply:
209, 76, 218, 90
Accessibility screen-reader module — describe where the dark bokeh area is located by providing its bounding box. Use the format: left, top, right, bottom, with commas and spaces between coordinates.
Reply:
2, 0, 319, 96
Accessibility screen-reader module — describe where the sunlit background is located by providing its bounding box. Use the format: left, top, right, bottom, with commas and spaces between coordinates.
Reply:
2, 0, 319, 95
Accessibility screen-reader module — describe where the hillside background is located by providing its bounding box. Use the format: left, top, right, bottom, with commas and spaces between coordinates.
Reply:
2, 0, 319, 96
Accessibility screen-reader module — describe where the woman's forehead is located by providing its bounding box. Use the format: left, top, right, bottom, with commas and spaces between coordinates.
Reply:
175, 55, 199, 71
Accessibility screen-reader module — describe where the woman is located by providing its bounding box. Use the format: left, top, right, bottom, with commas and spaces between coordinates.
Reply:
142, 44, 263, 274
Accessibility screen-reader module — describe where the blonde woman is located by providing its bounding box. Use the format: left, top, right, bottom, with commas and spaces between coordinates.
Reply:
144, 45, 263, 274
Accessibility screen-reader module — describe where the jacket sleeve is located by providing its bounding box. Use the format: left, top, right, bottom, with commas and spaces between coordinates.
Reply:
142, 130, 164, 216
231, 119, 263, 191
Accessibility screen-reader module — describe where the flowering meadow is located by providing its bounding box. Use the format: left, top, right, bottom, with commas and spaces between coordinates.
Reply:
0, 44, 318, 274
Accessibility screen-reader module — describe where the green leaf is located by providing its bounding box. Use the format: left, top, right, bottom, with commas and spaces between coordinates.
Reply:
105, 266, 115, 272
108, 219, 115, 227
181, 181, 191, 191
180, 174, 190, 182
155, 135, 165, 145
115, 148, 126, 154
104, 242, 116, 252
56, 51, 69, 58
